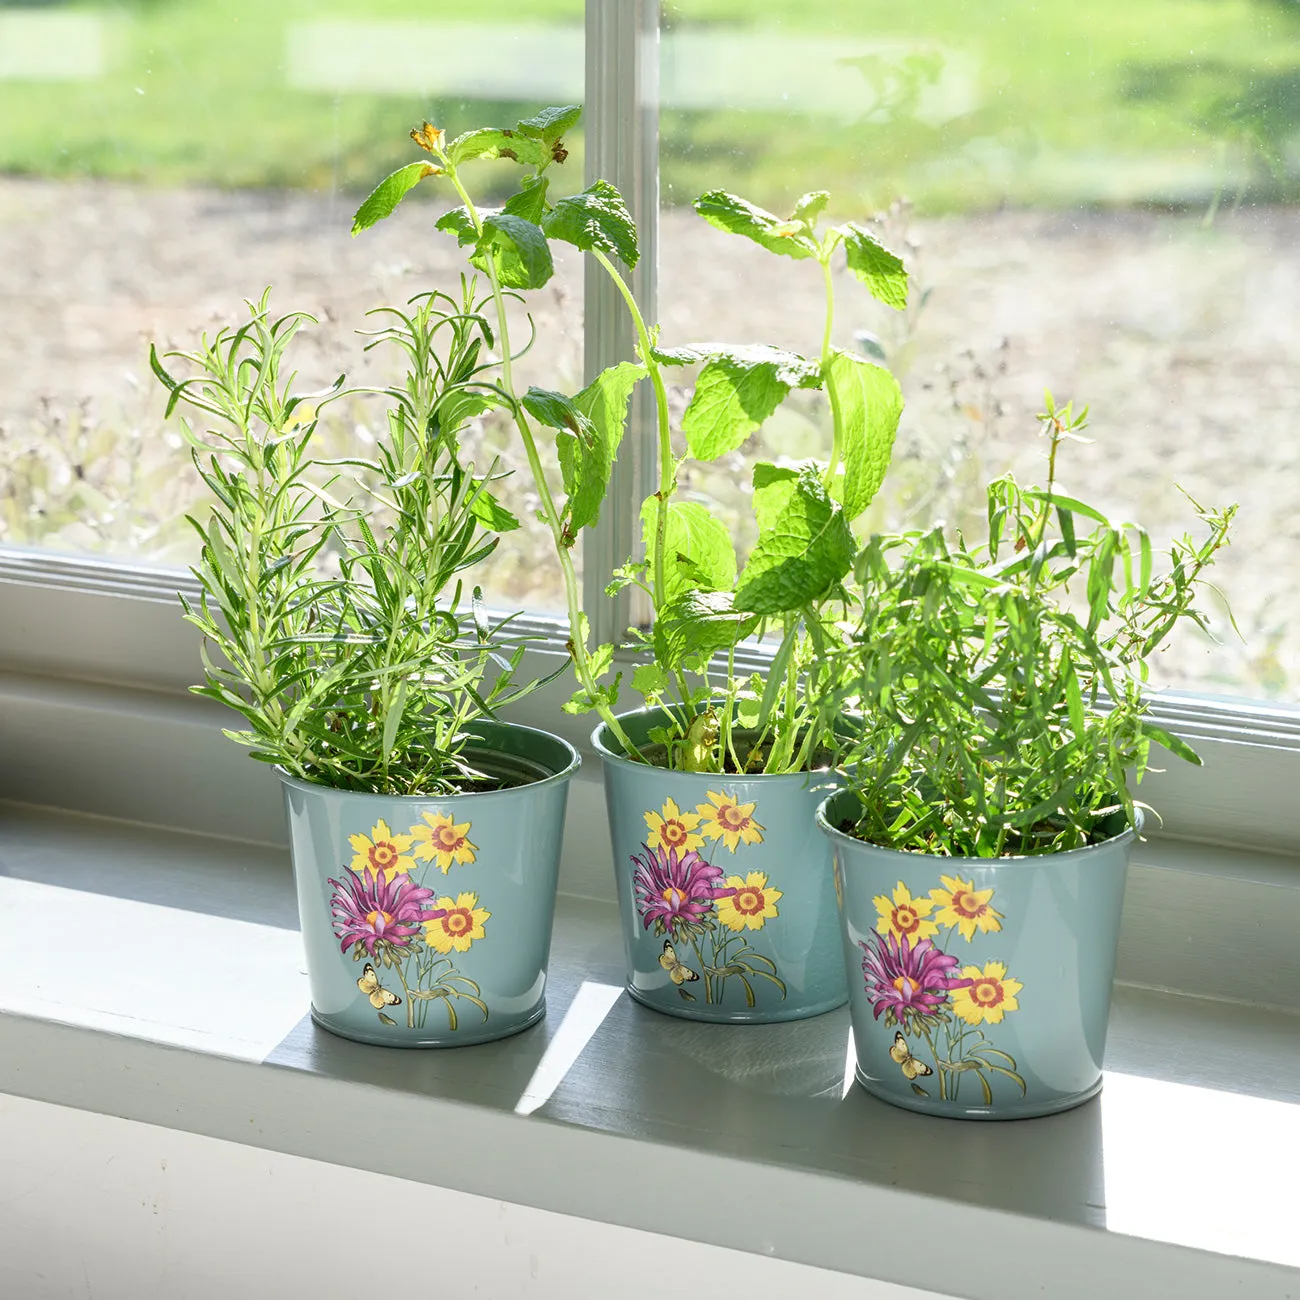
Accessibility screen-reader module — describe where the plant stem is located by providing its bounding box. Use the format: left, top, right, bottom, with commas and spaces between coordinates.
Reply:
589, 249, 695, 718
393, 959, 415, 1029
819, 253, 844, 491
441, 164, 639, 757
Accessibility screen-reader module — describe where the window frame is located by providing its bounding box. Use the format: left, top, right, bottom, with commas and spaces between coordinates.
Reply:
2, 0, 1299, 858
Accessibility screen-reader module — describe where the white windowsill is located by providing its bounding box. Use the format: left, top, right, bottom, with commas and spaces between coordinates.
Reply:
2, 795, 1298, 1300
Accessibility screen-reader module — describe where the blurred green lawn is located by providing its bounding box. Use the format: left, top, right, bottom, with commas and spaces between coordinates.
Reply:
1, 0, 1298, 212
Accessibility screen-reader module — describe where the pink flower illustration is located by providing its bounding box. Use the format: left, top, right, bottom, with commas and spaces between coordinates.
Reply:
860, 931, 971, 1024
329, 867, 445, 957
631, 843, 726, 937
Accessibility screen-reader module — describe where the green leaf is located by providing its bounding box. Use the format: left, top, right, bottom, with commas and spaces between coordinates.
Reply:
477, 212, 553, 289
542, 180, 639, 268
825, 349, 904, 520
839, 223, 908, 310
791, 190, 830, 228
1023, 489, 1110, 525
517, 382, 608, 535
502, 174, 550, 225
735, 463, 854, 615
378, 1013, 398, 1026
516, 104, 582, 142
568, 360, 646, 529
653, 591, 760, 670
351, 161, 439, 235
434, 206, 478, 247
468, 489, 521, 533
525, 365, 641, 537
640, 496, 738, 602
380, 677, 407, 759
694, 190, 818, 259
445, 127, 545, 168
632, 662, 670, 696
1139, 721, 1203, 767
671, 346, 820, 460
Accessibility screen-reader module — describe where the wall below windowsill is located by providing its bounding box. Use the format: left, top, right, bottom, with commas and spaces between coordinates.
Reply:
0, 798, 1297, 1300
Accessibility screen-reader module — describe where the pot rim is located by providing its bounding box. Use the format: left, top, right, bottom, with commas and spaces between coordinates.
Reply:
590, 705, 840, 784
814, 788, 1142, 867
277, 717, 580, 802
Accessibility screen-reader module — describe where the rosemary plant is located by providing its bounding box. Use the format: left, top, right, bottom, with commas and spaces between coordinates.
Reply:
833, 396, 1236, 856
151, 285, 554, 795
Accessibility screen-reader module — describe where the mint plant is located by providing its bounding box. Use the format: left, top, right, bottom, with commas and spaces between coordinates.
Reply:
151, 286, 556, 795
351, 108, 911, 774
603, 190, 910, 773
831, 396, 1236, 855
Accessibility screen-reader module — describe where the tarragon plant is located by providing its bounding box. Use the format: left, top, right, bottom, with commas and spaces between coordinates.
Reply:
831, 395, 1236, 856
151, 285, 556, 795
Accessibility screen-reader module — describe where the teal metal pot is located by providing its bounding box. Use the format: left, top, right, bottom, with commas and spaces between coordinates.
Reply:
816, 788, 1136, 1118
593, 708, 848, 1024
282, 720, 579, 1048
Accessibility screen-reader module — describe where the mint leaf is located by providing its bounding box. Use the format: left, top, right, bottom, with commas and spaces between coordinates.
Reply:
351, 162, 438, 235
674, 346, 820, 461
653, 591, 761, 670
523, 386, 591, 433
791, 190, 830, 229
735, 463, 854, 615
840, 224, 908, 310
446, 127, 545, 168
826, 349, 903, 520
632, 662, 670, 696
749, 461, 799, 533
503, 175, 550, 225
694, 190, 818, 260
468, 489, 521, 533
478, 212, 553, 289
434, 205, 478, 246
564, 361, 645, 532
522, 383, 619, 538
516, 104, 582, 143
640, 496, 738, 602
542, 180, 639, 268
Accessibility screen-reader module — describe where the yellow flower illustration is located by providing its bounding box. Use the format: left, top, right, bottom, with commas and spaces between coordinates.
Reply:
645, 797, 705, 854
715, 871, 783, 932
410, 812, 478, 873
695, 790, 764, 851
929, 874, 1004, 942
951, 961, 1023, 1026
424, 892, 490, 954
347, 819, 417, 882
872, 881, 940, 942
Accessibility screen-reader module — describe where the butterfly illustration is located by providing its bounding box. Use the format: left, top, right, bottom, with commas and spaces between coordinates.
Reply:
357, 963, 401, 1009
889, 1031, 932, 1080
659, 940, 699, 985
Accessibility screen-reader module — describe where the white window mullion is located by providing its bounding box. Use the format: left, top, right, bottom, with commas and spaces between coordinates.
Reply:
582, 0, 660, 642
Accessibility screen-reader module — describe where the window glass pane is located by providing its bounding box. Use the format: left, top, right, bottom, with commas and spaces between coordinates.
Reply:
0, 0, 583, 612
659, 1, 1299, 699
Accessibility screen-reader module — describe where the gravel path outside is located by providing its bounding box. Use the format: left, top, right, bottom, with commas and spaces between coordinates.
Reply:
2, 176, 1296, 698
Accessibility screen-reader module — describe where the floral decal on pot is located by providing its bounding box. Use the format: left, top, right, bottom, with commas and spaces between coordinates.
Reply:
327, 815, 490, 1032
859, 874, 1026, 1105
631, 793, 785, 1007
